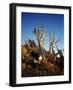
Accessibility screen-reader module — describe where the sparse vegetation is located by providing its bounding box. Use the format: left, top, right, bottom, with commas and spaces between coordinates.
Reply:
21, 26, 64, 77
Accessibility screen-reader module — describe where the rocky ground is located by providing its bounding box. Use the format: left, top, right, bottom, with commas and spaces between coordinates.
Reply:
21, 44, 64, 77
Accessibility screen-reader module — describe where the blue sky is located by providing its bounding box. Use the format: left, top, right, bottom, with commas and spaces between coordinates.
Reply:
21, 12, 64, 50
